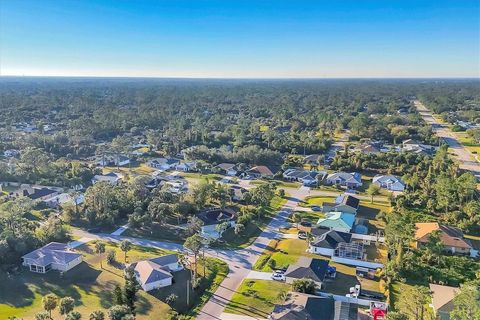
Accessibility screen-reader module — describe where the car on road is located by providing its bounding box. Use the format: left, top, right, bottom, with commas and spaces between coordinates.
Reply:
311, 205, 321, 211
271, 270, 286, 281
298, 230, 307, 240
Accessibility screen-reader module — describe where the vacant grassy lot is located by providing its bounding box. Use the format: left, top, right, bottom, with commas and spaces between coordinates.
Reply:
0, 241, 227, 319
301, 195, 336, 207
254, 238, 310, 271
224, 280, 291, 318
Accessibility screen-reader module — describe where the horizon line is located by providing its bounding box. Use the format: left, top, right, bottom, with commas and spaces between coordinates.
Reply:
1, 74, 479, 80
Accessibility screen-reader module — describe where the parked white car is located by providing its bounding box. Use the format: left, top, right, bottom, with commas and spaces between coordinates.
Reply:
271, 270, 286, 281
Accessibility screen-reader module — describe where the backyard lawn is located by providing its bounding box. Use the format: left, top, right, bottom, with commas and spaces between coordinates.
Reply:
0, 241, 227, 319
224, 280, 291, 318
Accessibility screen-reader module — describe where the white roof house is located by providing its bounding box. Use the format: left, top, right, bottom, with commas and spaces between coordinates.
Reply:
372, 175, 405, 191
22, 242, 82, 273
148, 158, 180, 170
129, 254, 183, 292
43, 193, 85, 208
92, 172, 123, 185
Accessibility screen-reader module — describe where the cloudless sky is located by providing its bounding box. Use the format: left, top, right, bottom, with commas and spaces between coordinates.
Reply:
1, 0, 479, 78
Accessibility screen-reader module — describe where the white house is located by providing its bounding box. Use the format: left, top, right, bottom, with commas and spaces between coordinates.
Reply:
326, 172, 363, 189
309, 228, 353, 257
216, 163, 237, 176
3, 149, 20, 158
148, 158, 180, 170
92, 172, 123, 185
283, 169, 327, 186
372, 175, 405, 191
130, 254, 183, 292
43, 193, 85, 208
175, 161, 197, 172
96, 155, 130, 167
22, 242, 83, 273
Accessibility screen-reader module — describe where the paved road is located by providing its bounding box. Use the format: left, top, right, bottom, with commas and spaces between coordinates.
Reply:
415, 100, 480, 174
70, 186, 310, 320
196, 187, 310, 320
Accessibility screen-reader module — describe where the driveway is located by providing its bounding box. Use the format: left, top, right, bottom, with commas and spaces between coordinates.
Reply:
197, 198, 299, 320
415, 100, 480, 174
71, 186, 308, 320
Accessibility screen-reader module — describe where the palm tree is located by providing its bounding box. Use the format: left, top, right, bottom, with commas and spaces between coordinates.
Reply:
95, 242, 106, 269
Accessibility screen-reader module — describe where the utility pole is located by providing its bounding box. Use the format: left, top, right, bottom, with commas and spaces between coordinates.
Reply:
187, 279, 190, 306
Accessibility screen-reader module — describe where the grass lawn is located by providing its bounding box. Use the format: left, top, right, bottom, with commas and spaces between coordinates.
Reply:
300, 195, 336, 207
0, 241, 227, 320
102, 163, 155, 177
253, 238, 384, 296
0, 242, 172, 319
218, 195, 288, 249
124, 223, 188, 244
287, 210, 325, 224
254, 238, 309, 271
224, 280, 291, 318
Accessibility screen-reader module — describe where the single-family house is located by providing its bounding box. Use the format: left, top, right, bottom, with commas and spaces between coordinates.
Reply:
129, 254, 183, 292
355, 144, 380, 154
373, 175, 405, 191
322, 194, 360, 214
284, 257, 329, 288
229, 185, 247, 202
148, 158, 180, 170
216, 163, 238, 176
10, 185, 62, 202
96, 155, 130, 167
304, 154, 322, 165
429, 284, 460, 320
3, 149, 20, 158
44, 192, 84, 208
414, 223, 474, 256
175, 161, 197, 172
402, 139, 436, 155
92, 172, 123, 185
269, 292, 358, 320
316, 212, 356, 233
246, 166, 275, 179
22, 242, 82, 273
283, 169, 327, 186
309, 228, 353, 257
197, 208, 236, 239
326, 172, 363, 189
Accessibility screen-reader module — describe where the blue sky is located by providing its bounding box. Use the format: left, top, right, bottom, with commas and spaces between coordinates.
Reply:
1, 0, 479, 78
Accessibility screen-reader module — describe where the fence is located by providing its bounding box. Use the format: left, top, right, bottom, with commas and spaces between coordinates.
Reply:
331, 256, 384, 269
351, 233, 385, 243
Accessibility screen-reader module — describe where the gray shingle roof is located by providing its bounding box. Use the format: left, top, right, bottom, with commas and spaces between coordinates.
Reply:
22, 242, 81, 267
285, 257, 329, 283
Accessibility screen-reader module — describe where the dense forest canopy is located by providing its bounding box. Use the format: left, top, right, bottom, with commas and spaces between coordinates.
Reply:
2, 78, 477, 161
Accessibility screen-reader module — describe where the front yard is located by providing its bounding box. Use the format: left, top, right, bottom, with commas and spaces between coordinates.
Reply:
224, 280, 291, 318
252, 238, 384, 297
0, 241, 227, 319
